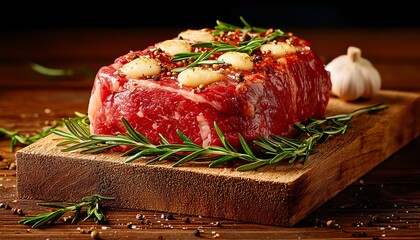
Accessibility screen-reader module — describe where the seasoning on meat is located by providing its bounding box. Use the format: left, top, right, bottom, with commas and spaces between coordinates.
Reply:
87, 23, 331, 150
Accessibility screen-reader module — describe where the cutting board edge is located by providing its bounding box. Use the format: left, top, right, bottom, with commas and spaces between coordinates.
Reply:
288, 91, 420, 225
15, 147, 296, 226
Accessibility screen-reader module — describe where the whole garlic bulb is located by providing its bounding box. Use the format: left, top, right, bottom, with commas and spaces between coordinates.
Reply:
325, 46, 381, 101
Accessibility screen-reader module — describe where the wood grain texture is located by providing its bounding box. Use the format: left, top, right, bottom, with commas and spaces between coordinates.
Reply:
15, 90, 420, 227
1, 27, 419, 239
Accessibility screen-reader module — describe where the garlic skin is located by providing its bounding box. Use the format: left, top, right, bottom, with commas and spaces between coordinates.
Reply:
325, 46, 381, 101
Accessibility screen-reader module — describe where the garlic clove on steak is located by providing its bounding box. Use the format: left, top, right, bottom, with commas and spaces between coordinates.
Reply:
157, 39, 191, 56
178, 67, 224, 87
325, 46, 381, 101
178, 29, 214, 42
120, 57, 161, 78
217, 52, 254, 70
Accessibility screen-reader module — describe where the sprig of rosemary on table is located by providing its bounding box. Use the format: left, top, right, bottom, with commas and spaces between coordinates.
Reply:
51, 103, 388, 171
171, 17, 288, 73
29, 63, 74, 77
0, 112, 88, 152
18, 194, 115, 228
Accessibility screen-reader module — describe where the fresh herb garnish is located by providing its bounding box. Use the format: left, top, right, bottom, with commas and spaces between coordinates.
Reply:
29, 62, 96, 78
171, 49, 224, 73
18, 194, 115, 228
171, 17, 288, 73
0, 112, 88, 152
30, 63, 74, 77
51, 103, 388, 171
214, 16, 269, 36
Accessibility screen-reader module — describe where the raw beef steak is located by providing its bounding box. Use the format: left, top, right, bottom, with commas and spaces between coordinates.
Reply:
88, 24, 331, 150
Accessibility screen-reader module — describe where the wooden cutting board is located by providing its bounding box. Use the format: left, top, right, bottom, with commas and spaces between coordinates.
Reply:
15, 90, 420, 227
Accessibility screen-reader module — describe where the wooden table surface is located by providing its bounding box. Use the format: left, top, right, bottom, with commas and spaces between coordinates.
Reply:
1, 27, 419, 239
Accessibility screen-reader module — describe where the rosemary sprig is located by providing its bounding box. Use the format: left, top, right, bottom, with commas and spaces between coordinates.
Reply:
30, 63, 74, 77
18, 194, 115, 228
171, 17, 288, 73
52, 103, 388, 171
171, 49, 224, 73
0, 112, 88, 152
214, 16, 269, 36
256, 103, 389, 166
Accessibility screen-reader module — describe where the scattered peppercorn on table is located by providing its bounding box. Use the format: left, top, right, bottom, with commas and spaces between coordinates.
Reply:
1, 27, 419, 239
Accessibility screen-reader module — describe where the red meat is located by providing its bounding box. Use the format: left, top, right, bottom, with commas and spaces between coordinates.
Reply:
87, 28, 331, 150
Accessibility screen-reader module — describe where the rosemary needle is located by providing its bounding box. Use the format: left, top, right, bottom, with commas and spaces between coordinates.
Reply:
0, 112, 88, 152
18, 194, 115, 228
51, 103, 388, 172
29, 62, 74, 77
214, 16, 269, 35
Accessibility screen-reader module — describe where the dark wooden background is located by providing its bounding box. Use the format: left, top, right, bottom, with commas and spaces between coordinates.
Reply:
1, 7, 419, 239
